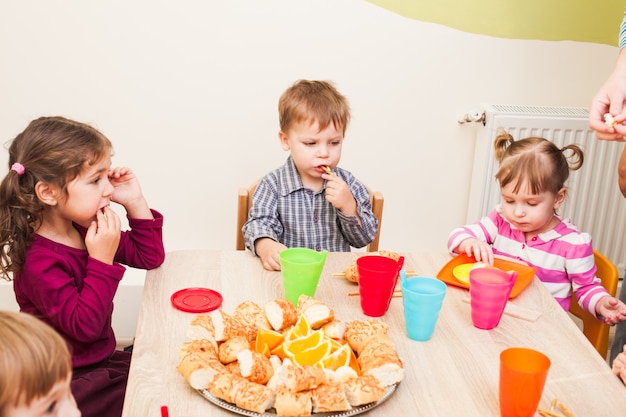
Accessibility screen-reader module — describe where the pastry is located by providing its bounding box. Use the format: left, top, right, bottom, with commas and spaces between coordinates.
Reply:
234, 300, 272, 331
187, 314, 216, 341
207, 371, 246, 403
311, 381, 352, 413
278, 359, 327, 392
178, 338, 217, 359
265, 298, 298, 331
235, 379, 276, 414
274, 386, 312, 417
218, 335, 249, 364
177, 351, 225, 389
344, 320, 389, 354
321, 320, 346, 340
358, 336, 404, 387
297, 295, 334, 329
236, 348, 274, 385
343, 374, 386, 406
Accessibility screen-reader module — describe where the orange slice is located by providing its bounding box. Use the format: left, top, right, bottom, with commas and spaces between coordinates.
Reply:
284, 330, 323, 356
286, 315, 312, 341
348, 346, 361, 375
320, 343, 351, 370
292, 339, 332, 366
255, 328, 284, 352
270, 343, 287, 360
327, 337, 344, 353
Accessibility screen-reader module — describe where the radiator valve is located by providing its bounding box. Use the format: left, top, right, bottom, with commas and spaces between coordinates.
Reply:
458, 111, 486, 125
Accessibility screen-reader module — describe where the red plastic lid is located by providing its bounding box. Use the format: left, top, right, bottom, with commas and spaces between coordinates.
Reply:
170, 288, 223, 313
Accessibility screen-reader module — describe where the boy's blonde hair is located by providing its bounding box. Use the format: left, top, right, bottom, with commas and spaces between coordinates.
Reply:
0, 311, 72, 413
493, 130, 584, 195
278, 79, 351, 136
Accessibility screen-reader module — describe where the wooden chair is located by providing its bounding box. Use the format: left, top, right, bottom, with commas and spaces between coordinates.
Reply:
568, 249, 619, 358
236, 181, 384, 252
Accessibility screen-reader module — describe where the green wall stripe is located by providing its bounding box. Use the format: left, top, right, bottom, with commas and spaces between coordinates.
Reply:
366, 0, 623, 46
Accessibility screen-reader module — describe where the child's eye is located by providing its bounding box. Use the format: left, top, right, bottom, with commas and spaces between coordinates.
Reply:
46, 400, 57, 414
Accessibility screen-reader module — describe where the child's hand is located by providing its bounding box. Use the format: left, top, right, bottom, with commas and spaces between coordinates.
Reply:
255, 238, 287, 271
596, 296, 626, 326
322, 173, 357, 218
612, 345, 626, 384
85, 206, 121, 265
457, 238, 494, 266
108, 167, 152, 219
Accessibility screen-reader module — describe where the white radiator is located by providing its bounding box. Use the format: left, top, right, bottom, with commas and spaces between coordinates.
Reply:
464, 103, 626, 273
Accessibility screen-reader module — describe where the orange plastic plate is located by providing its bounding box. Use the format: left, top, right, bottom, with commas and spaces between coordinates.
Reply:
437, 253, 536, 298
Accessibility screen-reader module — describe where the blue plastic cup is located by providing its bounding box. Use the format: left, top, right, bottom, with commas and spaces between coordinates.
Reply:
400, 276, 447, 341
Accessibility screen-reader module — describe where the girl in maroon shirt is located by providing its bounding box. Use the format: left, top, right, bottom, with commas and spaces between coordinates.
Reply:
0, 116, 165, 417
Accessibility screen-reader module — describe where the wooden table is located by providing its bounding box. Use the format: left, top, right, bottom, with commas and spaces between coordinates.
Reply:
121, 250, 626, 416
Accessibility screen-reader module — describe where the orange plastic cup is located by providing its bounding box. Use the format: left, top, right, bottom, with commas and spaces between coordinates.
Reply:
499, 347, 550, 417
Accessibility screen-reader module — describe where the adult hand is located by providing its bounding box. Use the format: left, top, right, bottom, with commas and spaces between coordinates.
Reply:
589, 49, 626, 141
612, 345, 626, 384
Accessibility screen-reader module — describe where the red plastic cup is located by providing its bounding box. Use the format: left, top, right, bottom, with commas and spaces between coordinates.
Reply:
357, 255, 404, 317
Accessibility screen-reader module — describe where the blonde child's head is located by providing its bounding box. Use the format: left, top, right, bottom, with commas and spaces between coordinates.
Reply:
0, 116, 113, 278
0, 311, 73, 416
493, 130, 584, 196
278, 80, 351, 136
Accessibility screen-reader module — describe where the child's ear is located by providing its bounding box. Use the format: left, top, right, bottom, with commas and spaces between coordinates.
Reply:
278, 131, 290, 151
553, 187, 567, 209
34, 182, 60, 206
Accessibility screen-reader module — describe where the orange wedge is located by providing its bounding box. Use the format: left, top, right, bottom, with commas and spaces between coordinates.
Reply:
286, 315, 311, 341
270, 343, 287, 360
284, 330, 323, 356
255, 328, 284, 351
320, 343, 351, 370
348, 346, 361, 375
327, 337, 344, 353
292, 339, 332, 366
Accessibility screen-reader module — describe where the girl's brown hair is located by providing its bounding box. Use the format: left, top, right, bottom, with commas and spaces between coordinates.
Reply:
0, 116, 112, 279
0, 311, 71, 413
493, 130, 584, 195
278, 79, 351, 136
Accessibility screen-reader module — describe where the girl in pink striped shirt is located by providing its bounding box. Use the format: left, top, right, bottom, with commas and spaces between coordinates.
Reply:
448, 131, 626, 325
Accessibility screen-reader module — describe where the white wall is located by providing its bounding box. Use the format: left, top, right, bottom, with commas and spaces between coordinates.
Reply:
0, 0, 619, 341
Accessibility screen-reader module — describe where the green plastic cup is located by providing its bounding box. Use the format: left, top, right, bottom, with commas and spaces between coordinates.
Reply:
279, 248, 328, 306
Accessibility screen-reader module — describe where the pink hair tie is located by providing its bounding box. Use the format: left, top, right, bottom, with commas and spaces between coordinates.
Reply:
11, 162, 25, 175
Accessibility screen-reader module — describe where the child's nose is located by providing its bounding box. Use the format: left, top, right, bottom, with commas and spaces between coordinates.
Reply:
103, 179, 115, 197
317, 144, 329, 157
